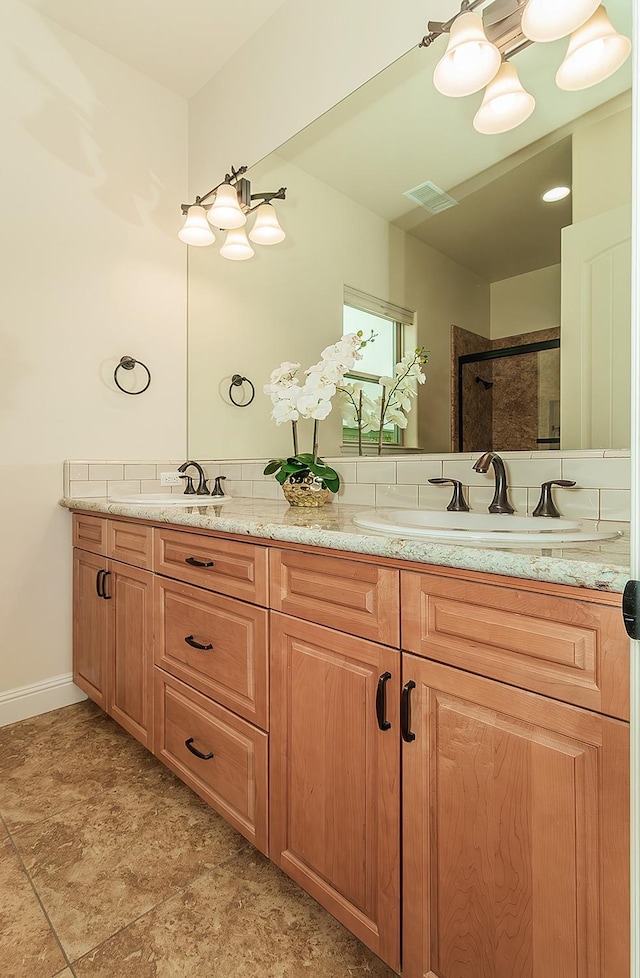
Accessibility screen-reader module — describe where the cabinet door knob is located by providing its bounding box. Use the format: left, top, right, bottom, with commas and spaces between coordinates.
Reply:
185, 556, 215, 568
401, 681, 416, 743
184, 635, 213, 651
185, 738, 214, 761
376, 672, 392, 731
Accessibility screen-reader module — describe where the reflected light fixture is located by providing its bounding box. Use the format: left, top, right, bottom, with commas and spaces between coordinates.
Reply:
421, 0, 631, 136
556, 5, 632, 91
433, 10, 501, 97
542, 186, 571, 202
473, 61, 535, 134
178, 164, 286, 260
521, 0, 600, 43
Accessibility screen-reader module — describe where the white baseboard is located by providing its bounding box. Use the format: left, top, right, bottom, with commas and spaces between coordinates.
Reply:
0, 674, 87, 727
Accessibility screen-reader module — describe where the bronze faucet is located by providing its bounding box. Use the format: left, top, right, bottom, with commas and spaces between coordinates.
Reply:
178, 460, 209, 495
472, 452, 514, 514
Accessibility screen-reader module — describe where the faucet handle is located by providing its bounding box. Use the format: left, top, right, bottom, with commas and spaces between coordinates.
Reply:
428, 478, 470, 513
532, 479, 576, 518
211, 476, 227, 497
179, 474, 196, 495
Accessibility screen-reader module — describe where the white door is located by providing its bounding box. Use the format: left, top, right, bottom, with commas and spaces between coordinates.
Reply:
561, 205, 632, 449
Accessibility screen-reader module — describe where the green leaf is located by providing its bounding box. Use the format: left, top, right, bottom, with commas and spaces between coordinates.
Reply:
263, 459, 283, 475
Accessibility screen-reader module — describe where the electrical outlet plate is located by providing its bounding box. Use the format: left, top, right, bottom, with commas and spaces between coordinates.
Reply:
160, 471, 182, 487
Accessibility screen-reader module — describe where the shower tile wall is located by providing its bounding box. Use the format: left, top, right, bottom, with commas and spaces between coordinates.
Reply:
453, 325, 561, 453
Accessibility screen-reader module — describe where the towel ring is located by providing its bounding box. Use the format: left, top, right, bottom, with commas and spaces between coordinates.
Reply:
114, 356, 151, 395
229, 374, 255, 407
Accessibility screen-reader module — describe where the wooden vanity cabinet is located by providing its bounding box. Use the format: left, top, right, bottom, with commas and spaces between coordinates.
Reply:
70, 516, 630, 977
400, 568, 630, 978
72, 515, 154, 748
269, 611, 401, 972
401, 654, 630, 978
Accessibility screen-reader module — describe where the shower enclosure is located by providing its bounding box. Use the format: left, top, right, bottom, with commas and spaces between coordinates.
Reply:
455, 336, 560, 453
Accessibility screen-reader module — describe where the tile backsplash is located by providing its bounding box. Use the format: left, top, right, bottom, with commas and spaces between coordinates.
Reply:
64, 450, 632, 525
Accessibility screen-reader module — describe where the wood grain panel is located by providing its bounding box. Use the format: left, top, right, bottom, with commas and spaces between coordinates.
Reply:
72, 514, 107, 555
72, 548, 108, 708
107, 520, 153, 569
270, 613, 400, 971
154, 528, 268, 606
108, 563, 154, 748
270, 549, 399, 646
402, 654, 629, 978
401, 571, 629, 719
154, 577, 268, 728
154, 669, 268, 854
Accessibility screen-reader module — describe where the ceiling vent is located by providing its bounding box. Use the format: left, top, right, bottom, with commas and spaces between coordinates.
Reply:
403, 180, 458, 214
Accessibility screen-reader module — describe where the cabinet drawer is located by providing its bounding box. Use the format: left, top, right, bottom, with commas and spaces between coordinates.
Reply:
107, 520, 153, 569
72, 514, 107, 555
270, 550, 399, 646
155, 577, 268, 728
154, 670, 268, 854
401, 571, 629, 719
154, 528, 268, 605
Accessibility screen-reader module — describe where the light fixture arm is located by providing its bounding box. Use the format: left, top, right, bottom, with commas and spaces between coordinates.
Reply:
420, 0, 484, 47
180, 164, 249, 214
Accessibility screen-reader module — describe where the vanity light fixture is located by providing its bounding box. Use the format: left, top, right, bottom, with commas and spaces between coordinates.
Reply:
421, 0, 631, 135
521, 0, 600, 43
473, 61, 535, 134
556, 5, 632, 91
433, 10, 502, 97
178, 164, 286, 260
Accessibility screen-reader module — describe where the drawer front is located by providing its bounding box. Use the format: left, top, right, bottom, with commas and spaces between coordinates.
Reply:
154, 528, 268, 605
154, 670, 268, 854
72, 514, 107, 555
107, 520, 153, 569
155, 578, 268, 728
401, 571, 629, 720
270, 550, 399, 646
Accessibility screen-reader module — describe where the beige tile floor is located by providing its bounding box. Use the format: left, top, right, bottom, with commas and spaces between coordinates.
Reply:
0, 701, 396, 977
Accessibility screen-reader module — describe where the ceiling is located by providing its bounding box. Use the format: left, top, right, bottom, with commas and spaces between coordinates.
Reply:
18, 0, 290, 97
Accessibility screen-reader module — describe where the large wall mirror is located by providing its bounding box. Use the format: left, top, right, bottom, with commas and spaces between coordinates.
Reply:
188, 0, 632, 461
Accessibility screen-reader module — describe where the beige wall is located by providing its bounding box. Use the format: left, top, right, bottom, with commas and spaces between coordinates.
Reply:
572, 106, 632, 223
188, 0, 452, 192
1, 2, 187, 701
188, 155, 489, 458
490, 265, 561, 340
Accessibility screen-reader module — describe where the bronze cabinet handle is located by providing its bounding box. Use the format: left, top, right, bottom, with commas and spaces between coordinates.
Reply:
185, 738, 214, 761
184, 635, 213, 651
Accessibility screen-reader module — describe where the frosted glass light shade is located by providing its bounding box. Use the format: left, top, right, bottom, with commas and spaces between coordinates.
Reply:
207, 183, 247, 229
178, 205, 215, 246
521, 0, 600, 42
220, 227, 255, 261
556, 6, 631, 91
473, 62, 535, 134
249, 203, 286, 245
433, 12, 501, 97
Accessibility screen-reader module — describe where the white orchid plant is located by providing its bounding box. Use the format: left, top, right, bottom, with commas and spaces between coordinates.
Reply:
263, 332, 368, 492
337, 348, 428, 455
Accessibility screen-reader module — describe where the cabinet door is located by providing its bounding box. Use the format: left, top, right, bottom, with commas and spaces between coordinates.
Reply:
402, 654, 629, 978
73, 548, 109, 708
108, 562, 154, 749
270, 613, 400, 971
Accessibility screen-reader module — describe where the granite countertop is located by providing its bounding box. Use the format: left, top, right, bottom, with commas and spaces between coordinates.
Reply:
60, 495, 631, 594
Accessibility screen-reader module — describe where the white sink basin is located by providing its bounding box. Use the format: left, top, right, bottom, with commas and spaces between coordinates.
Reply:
353, 509, 620, 546
109, 493, 232, 507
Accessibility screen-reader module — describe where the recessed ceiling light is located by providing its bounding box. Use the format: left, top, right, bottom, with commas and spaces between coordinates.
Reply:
542, 186, 571, 203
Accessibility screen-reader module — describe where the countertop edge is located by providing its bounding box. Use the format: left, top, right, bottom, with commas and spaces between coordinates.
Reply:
60, 497, 630, 595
